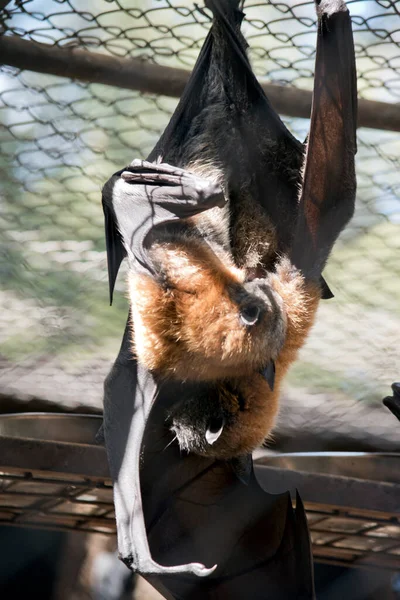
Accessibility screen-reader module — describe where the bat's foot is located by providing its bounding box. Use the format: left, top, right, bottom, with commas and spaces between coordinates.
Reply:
124, 159, 226, 210
383, 382, 400, 422
121, 555, 217, 577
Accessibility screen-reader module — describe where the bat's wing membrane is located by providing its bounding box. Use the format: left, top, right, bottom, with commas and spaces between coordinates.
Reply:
104, 348, 216, 578
290, 0, 357, 280
102, 0, 351, 301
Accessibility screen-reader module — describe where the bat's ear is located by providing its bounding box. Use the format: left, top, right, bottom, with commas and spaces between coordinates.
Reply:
102, 173, 126, 305
320, 276, 334, 299
259, 360, 275, 391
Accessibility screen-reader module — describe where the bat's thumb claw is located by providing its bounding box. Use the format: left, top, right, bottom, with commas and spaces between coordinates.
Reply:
191, 562, 217, 577
127, 558, 217, 577
163, 562, 217, 577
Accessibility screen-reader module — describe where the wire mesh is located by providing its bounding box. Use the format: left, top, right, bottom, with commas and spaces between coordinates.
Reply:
1, 465, 400, 570
0, 1, 399, 442
0, 468, 115, 535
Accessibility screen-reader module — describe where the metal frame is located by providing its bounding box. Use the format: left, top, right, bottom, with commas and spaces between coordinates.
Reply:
0, 415, 399, 570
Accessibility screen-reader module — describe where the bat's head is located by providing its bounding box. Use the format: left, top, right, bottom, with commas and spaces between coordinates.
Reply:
168, 375, 279, 459
129, 241, 288, 380
174, 275, 287, 379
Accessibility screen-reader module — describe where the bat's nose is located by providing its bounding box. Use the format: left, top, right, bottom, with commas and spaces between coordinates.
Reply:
240, 303, 261, 326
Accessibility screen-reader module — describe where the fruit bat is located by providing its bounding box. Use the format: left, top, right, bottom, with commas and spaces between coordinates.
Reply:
101, 0, 357, 595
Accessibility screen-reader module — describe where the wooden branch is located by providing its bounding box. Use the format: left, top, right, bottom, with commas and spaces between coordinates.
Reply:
0, 35, 187, 97
0, 35, 399, 132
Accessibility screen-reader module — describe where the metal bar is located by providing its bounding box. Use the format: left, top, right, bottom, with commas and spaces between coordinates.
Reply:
255, 465, 400, 515
305, 502, 400, 523
0, 519, 115, 535
0, 436, 110, 480
313, 546, 400, 571
0, 35, 399, 132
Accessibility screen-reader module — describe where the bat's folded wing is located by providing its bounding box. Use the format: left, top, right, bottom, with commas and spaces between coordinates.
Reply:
291, 0, 357, 280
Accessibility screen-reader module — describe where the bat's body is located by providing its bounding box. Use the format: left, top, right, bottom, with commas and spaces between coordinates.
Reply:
101, 0, 357, 590
109, 0, 327, 458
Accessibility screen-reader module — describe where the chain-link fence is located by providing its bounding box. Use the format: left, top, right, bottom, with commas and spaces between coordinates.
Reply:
0, 0, 399, 449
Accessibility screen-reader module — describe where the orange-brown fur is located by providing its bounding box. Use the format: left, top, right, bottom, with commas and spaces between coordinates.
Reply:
129, 237, 289, 381
129, 238, 245, 380
187, 260, 320, 458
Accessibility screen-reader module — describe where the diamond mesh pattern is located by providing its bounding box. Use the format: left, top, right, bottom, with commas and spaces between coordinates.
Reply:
0, 0, 399, 440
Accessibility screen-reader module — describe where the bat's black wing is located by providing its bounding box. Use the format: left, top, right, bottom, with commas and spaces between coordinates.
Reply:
103, 330, 217, 578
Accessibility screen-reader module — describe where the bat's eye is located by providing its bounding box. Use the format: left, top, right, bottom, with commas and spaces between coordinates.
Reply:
205, 416, 225, 445
239, 304, 260, 326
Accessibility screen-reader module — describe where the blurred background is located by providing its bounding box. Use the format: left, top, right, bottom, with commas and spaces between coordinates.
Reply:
0, 0, 399, 598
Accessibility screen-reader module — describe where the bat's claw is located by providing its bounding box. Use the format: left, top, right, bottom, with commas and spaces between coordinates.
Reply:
121, 555, 217, 577
181, 562, 218, 577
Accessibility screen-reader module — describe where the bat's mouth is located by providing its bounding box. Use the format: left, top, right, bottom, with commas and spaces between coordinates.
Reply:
168, 384, 239, 457
205, 415, 225, 445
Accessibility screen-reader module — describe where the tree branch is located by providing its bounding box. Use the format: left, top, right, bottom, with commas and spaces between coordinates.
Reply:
0, 35, 399, 132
